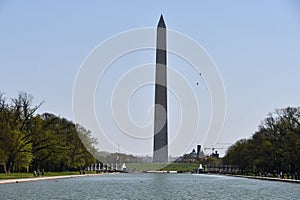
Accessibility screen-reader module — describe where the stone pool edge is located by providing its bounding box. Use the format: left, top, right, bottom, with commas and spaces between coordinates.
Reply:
0, 173, 115, 185
224, 174, 300, 184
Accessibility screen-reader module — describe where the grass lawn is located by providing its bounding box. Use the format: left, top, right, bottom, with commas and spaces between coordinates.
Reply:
0, 171, 96, 180
1, 163, 200, 178
161, 163, 199, 172
126, 163, 167, 172
126, 163, 199, 172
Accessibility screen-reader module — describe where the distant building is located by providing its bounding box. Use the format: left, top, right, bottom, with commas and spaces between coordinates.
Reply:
196, 145, 205, 158
211, 150, 219, 158
190, 149, 197, 157
174, 144, 205, 163
189, 146, 205, 159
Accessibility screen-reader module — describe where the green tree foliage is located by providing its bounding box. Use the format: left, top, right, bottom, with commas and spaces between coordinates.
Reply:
31, 113, 97, 172
0, 93, 98, 173
0, 92, 40, 173
223, 107, 300, 174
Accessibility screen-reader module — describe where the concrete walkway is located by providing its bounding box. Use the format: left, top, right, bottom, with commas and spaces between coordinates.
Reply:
0, 174, 103, 185
2, 173, 299, 185
230, 174, 300, 184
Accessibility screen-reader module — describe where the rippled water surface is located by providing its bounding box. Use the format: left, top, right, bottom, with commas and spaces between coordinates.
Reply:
0, 173, 299, 199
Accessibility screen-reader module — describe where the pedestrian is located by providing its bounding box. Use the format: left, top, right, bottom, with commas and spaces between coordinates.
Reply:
279, 171, 283, 179
41, 169, 45, 177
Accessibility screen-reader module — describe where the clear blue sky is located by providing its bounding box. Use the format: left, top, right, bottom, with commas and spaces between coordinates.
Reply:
1, 1, 300, 156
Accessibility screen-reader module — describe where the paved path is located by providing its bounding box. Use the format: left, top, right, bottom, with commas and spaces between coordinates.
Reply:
230, 174, 300, 184
2, 173, 299, 185
0, 174, 103, 185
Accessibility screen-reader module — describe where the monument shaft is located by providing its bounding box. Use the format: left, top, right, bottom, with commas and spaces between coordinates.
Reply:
153, 15, 168, 163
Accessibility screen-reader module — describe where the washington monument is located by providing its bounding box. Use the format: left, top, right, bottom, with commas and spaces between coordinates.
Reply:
153, 15, 168, 163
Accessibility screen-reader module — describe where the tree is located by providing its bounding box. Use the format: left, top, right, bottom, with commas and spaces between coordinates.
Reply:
0, 92, 42, 173
31, 114, 97, 171
0, 92, 99, 173
223, 107, 300, 175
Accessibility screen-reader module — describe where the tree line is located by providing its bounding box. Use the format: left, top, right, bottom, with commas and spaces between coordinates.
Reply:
0, 92, 98, 173
223, 107, 300, 175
